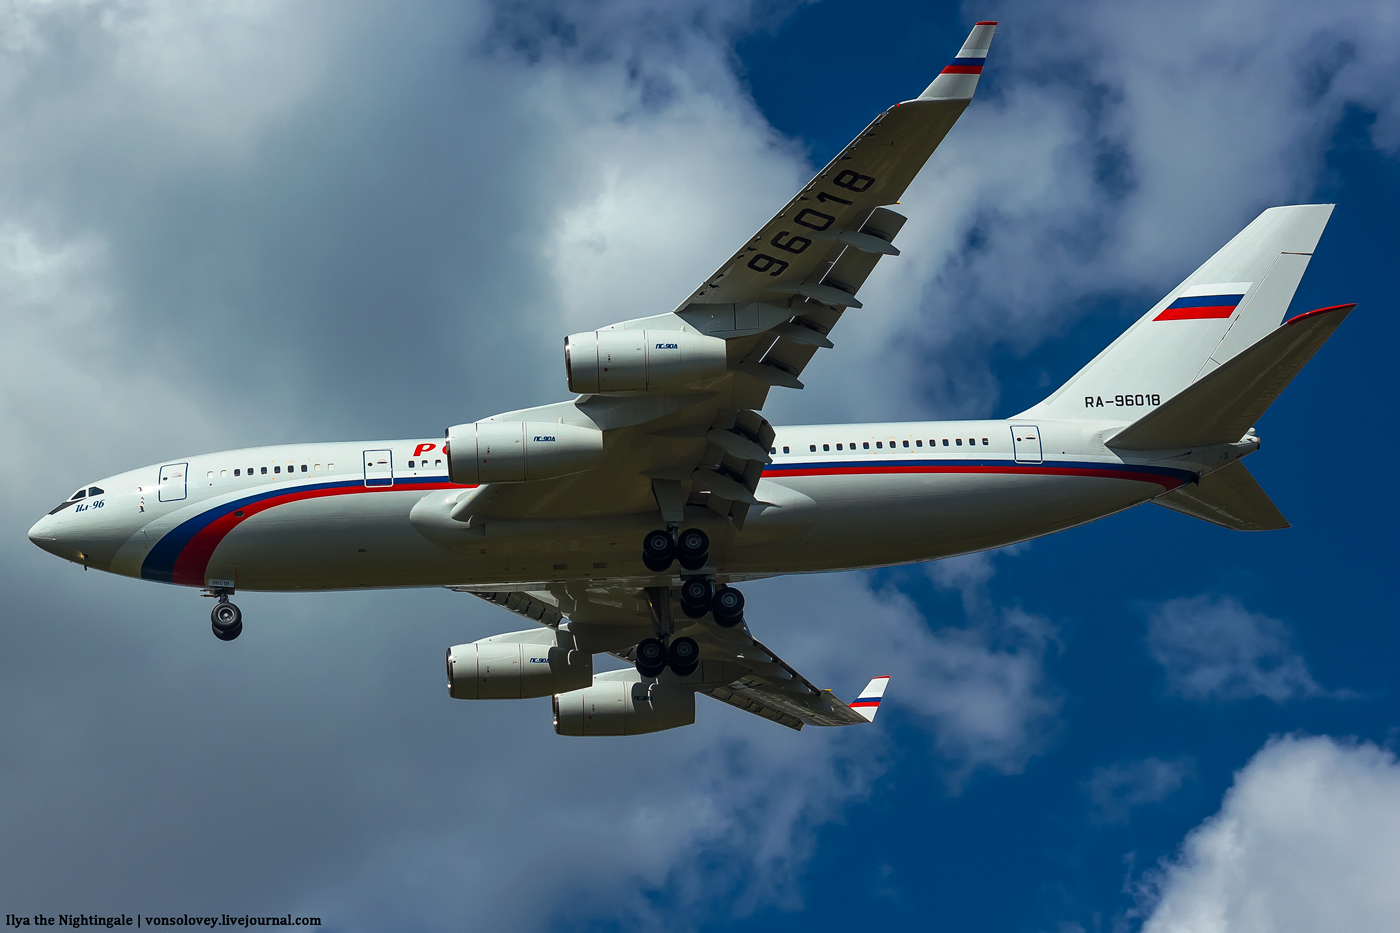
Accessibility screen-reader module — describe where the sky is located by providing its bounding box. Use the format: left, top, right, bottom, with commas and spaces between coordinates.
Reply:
2, 0, 1399, 930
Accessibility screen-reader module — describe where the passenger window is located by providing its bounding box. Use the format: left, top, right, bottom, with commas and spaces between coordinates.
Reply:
876, 442, 883, 448
234, 469, 241, 477
433, 460, 440, 467
408, 460, 415, 468
809, 444, 816, 452
903, 440, 910, 448
863, 442, 869, 449
836, 444, 843, 450
982, 438, 989, 445
220, 470, 228, 478
274, 466, 281, 473
916, 440, 923, 447
301, 464, 308, 472
260, 467, 267, 474
769, 448, 776, 455
822, 444, 829, 451
942, 439, 949, 446
314, 464, 321, 471
956, 439, 963, 446
783, 446, 790, 453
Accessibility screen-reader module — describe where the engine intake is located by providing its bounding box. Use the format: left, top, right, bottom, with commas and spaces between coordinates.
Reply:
564, 329, 728, 395
447, 630, 592, 699
445, 421, 603, 485
553, 671, 696, 736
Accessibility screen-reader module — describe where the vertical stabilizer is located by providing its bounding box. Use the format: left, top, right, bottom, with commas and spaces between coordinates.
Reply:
1021, 204, 1333, 423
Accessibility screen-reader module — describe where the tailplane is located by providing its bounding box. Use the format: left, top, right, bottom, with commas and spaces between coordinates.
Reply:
1107, 303, 1353, 450
1022, 204, 1334, 423
1153, 460, 1289, 531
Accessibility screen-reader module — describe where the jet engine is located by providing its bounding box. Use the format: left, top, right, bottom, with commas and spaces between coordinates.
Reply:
447, 630, 592, 700
444, 421, 603, 485
564, 329, 728, 394
552, 671, 696, 736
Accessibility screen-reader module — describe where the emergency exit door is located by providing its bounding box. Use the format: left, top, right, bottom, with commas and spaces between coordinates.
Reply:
1011, 425, 1043, 464
362, 449, 394, 487
157, 462, 188, 502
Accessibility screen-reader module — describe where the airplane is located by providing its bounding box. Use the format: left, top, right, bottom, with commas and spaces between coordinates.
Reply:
27, 22, 1352, 737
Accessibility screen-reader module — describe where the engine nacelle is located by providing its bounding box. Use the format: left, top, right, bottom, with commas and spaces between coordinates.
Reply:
444, 421, 603, 485
447, 630, 592, 700
552, 671, 696, 736
564, 329, 728, 395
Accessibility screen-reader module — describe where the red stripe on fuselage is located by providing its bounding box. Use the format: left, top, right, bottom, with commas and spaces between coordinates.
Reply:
169, 481, 463, 587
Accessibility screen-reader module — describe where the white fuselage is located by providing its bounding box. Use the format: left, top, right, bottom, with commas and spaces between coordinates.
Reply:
27, 418, 1235, 592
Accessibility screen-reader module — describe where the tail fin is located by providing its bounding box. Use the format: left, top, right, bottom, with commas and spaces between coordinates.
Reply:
1153, 460, 1289, 531
849, 675, 890, 722
1021, 204, 1334, 423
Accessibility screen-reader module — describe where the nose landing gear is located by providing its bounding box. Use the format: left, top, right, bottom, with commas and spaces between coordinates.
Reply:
205, 587, 243, 641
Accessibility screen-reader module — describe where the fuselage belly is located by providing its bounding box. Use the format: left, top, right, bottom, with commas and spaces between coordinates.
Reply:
31, 419, 1198, 593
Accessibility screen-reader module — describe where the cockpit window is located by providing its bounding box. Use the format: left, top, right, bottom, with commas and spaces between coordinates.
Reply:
70, 488, 87, 501
88, 487, 104, 496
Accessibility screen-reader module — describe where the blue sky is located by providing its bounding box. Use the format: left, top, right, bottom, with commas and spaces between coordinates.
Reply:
2, 1, 1399, 931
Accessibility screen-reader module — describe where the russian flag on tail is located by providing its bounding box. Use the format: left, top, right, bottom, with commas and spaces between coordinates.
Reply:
1152, 282, 1253, 321
849, 675, 890, 722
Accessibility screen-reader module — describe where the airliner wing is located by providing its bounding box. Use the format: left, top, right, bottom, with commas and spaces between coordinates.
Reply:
462, 23, 997, 529
459, 585, 882, 731
667, 20, 998, 394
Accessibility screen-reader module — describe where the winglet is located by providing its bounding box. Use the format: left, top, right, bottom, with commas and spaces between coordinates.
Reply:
848, 676, 890, 722
919, 22, 997, 101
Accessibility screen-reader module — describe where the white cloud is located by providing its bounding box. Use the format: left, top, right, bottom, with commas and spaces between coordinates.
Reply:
1086, 757, 1193, 825
746, 568, 1061, 787
1138, 736, 1400, 933
1145, 595, 1335, 702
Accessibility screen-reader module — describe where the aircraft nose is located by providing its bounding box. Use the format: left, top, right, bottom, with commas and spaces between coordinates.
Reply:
28, 513, 65, 557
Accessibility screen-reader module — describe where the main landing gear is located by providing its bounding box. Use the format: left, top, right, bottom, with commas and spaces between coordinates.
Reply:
205, 588, 243, 641
634, 527, 747, 678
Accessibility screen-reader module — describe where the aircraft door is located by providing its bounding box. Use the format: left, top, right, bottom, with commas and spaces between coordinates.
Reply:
157, 462, 188, 502
363, 449, 394, 487
1011, 425, 1042, 464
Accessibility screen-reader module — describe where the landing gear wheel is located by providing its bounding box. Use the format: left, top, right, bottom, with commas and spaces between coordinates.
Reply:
675, 528, 710, 571
679, 576, 714, 618
668, 636, 700, 677
635, 637, 667, 678
642, 529, 676, 573
212, 619, 243, 641
211, 600, 242, 641
711, 585, 745, 628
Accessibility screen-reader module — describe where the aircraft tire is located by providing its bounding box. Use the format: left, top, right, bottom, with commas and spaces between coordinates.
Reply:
635, 637, 667, 678
211, 601, 242, 631
642, 530, 675, 573
668, 637, 699, 677
710, 586, 745, 628
675, 528, 709, 571
679, 576, 713, 618
212, 618, 243, 641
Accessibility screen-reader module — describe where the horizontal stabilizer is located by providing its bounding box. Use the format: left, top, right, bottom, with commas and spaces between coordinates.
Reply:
1153, 460, 1289, 531
849, 676, 890, 722
1108, 304, 1353, 451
